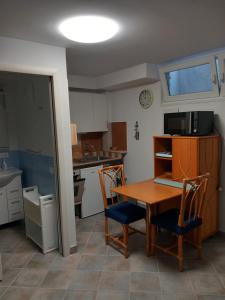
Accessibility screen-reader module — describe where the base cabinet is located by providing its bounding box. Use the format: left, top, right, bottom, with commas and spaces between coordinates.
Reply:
154, 135, 220, 240
0, 175, 23, 225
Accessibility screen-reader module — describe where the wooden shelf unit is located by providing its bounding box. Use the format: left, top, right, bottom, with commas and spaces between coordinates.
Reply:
153, 135, 220, 240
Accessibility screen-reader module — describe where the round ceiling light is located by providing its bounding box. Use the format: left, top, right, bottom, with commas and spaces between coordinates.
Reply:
59, 15, 119, 43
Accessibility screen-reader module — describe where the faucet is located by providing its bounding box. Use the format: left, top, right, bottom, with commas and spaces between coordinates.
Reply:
1, 159, 7, 170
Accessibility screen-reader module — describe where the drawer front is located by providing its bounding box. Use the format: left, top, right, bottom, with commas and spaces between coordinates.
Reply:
7, 176, 21, 188
8, 198, 23, 212
7, 186, 22, 200
8, 210, 24, 222
0, 187, 8, 225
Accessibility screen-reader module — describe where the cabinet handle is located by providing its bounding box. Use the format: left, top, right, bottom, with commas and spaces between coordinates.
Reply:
11, 200, 20, 204
12, 212, 21, 216
10, 189, 19, 193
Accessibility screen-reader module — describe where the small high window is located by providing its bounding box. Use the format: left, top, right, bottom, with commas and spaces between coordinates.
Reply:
160, 56, 219, 103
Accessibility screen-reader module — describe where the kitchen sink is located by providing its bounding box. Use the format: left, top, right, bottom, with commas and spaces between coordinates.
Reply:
0, 168, 23, 187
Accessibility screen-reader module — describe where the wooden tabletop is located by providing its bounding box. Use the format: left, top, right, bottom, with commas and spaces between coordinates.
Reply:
112, 179, 183, 205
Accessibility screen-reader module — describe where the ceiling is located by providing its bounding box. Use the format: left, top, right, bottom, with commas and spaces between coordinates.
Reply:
1, 0, 225, 76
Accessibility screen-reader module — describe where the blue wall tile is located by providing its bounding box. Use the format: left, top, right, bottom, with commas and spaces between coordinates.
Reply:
8, 150, 55, 196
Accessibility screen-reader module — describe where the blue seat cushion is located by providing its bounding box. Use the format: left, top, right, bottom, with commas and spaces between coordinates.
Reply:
151, 208, 202, 235
105, 201, 146, 224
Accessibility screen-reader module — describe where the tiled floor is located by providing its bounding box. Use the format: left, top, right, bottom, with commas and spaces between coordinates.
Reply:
0, 214, 225, 299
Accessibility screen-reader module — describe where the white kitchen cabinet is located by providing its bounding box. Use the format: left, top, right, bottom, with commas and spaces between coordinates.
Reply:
92, 94, 108, 132
69, 92, 93, 133
69, 91, 108, 133
81, 165, 104, 218
0, 187, 8, 225
0, 175, 24, 225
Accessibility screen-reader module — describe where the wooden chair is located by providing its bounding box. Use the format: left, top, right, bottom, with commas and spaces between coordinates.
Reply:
150, 173, 210, 271
98, 164, 146, 258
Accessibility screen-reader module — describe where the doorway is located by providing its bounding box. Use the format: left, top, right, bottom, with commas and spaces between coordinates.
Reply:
0, 71, 62, 255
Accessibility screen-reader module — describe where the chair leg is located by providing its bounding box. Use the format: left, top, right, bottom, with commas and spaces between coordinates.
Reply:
150, 224, 156, 255
178, 235, 184, 272
146, 205, 150, 256
123, 224, 129, 258
104, 217, 109, 245
197, 227, 202, 259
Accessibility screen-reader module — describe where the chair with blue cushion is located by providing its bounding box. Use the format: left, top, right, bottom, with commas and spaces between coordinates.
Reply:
98, 164, 146, 258
150, 173, 209, 271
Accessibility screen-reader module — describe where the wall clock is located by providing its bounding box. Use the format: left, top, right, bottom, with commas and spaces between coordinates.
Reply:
139, 89, 153, 109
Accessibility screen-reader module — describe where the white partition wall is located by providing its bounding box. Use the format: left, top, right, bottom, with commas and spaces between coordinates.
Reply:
0, 36, 76, 256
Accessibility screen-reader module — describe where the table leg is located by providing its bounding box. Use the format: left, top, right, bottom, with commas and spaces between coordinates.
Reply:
146, 204, 151, 256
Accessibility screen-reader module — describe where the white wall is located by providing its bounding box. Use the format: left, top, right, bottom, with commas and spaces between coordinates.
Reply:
0, 36, 76, 254
2, 74, 54, 155
107, 82, 225, 232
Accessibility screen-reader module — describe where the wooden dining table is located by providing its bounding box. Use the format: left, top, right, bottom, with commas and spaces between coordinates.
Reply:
112, 178, 183, 255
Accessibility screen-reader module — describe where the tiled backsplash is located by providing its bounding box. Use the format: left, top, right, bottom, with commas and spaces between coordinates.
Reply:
7, 150, 55, 195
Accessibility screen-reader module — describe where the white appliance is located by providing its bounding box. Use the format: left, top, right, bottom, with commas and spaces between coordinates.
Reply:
81, 165, 104, 218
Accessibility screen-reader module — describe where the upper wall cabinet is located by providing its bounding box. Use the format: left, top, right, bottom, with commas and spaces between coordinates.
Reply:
69, 91, 108, 133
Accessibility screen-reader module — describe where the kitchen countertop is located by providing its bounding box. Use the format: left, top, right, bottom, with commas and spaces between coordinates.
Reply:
73, 156, 123, 169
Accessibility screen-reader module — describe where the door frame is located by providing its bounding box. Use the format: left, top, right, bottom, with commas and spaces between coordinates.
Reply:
0, 63, 76, 256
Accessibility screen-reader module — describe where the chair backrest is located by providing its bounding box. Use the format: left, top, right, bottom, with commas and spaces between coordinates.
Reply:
98, 164, 126, 209
178, 173, 210, 227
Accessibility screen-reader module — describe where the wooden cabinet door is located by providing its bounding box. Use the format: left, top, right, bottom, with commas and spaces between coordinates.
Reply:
199, 137, 219, 238
172, 138, 198, 180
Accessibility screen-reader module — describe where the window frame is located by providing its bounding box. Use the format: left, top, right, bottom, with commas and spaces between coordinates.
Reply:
217, 53, 225, 97
160, 56, 219, 103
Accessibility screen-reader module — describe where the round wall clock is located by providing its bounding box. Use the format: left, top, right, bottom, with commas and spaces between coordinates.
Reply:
139, 89, 153, 109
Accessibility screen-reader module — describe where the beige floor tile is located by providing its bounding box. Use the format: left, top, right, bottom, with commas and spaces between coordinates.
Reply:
107, 244, 124, 256
96, 289, 129, 300
163, 294, 197, 300
204, 242, 225, 260
26, 253, 56, 269
68, 270, 101, 290
12, 268, 48, 287
31, 288, 66, 300
211, 257, 225, 274
130, 254, 158, 272
50, 253, 81, 269
65, 290, 97, 300
130, 291, 162, 300
197, 296, 225, 300
99, 271, 130, 291
157, 256, 179, 272
0, 268, 21, 286
13, 240, 40, 253
159, 272, 192, 294
77, 255, 106, 271
0, 287, 36, 300
104, 256, 130, 271
190, 273, 225, 295
76, 232, 92, 244
41, 267, 75, 289
0, 287, 7, 297
130, 272, 160, 292
93, 221, 104, 233
76, 219, 96, 232
83, 242, 109, 255
185, 258, 215, 273
3, 253, 33, 269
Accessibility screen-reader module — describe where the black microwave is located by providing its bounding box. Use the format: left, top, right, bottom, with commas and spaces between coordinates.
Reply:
164, 111, 214, 136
